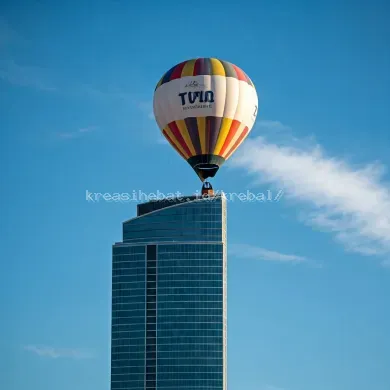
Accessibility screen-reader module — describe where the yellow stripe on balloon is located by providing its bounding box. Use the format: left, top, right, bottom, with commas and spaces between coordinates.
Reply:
175, 119, 196, 157
164, 126, 190, 159
196, 117, 206, 154
213, 117, 233, 155
221, 122, 247, 159
181, 59, 196, 77
210, 58, 226, 76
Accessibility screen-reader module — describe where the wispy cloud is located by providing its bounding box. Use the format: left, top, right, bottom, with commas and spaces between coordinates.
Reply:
263, 386, 286, 390
157, 136, 168, 145
0, 59, 146, 115
230, 243, 310, 265
256, 119, 291, 132
229, 120, 390, 267
0, 59, 56, 91
56, 125, 98, 140
24, 345, 96, 359
137, 100, 154, 120
0, 20, 151, 125
263, 385, 286, 390
381, 259, 390, 268
0, 18, 20, 47
73, 84, 134, 105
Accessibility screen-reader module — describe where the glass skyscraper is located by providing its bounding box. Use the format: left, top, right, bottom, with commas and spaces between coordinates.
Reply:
111, 194, 227, 390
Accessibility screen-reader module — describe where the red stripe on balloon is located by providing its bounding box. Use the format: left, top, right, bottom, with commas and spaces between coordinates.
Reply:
219, 120, 241, 156
167, 121, 193, 157
162, 130, 186, 160
225, 126, 249, 159
170, 61, 187, 80
231, 64, 247, 82
193, 58, 202, 76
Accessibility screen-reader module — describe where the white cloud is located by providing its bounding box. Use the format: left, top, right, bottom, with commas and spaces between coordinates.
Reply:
229, 120, 390, 266
230, 243, 310, 265
57, 125, 98, 140
24, 345, 96, 359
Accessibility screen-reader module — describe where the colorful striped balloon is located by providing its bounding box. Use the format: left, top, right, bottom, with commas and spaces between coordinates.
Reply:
153, 57, 258, 182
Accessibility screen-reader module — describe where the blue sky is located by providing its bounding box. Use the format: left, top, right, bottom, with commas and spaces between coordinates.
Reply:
1, 1, 390, 389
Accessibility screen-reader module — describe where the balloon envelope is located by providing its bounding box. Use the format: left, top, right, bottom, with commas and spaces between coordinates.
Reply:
153, 57, 258, 181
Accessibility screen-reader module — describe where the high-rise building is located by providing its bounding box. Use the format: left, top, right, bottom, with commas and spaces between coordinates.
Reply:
110, 194, 227, 390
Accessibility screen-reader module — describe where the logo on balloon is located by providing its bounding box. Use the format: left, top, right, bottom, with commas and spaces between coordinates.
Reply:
184, 80, 205, 88
178, 91, 214, 111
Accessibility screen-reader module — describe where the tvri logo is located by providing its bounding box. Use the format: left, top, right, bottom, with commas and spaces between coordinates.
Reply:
177, 90, 258, 117
178, 90, 214, 106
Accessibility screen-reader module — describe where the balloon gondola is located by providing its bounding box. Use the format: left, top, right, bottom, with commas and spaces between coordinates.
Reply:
201, 181, 214, 197
153, 57, 258, 191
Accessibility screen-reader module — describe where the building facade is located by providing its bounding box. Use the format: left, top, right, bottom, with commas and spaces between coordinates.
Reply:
111, 195, 227, 390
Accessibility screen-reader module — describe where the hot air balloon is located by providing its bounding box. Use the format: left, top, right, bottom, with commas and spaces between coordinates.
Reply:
153, 57, 258, 190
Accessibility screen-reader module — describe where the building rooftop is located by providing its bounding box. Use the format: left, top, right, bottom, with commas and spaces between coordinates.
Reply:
136, 193, 225, 217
